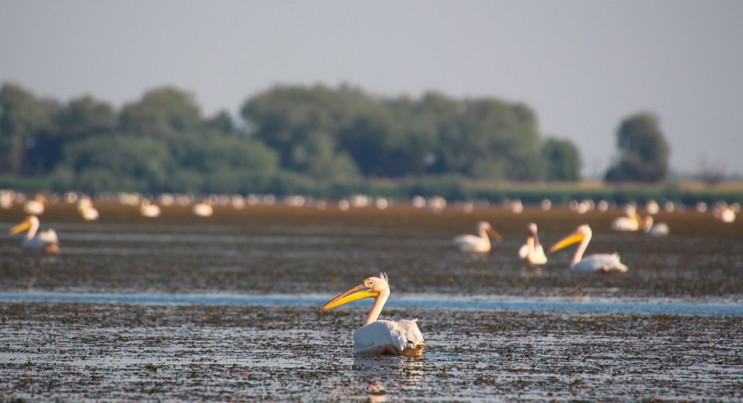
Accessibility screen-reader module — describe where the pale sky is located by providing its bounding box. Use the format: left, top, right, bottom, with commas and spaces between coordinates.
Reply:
2, 1, 742, 177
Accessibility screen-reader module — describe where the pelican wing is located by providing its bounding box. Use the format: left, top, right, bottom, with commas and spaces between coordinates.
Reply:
574, 253, 627, 273
518, 243, 528, 259
353, 319, 425, 357
451, 234, 489, 252
38, 229, 59, 245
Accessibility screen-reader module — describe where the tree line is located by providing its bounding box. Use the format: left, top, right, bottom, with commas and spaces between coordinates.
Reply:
0, 81, 668, 197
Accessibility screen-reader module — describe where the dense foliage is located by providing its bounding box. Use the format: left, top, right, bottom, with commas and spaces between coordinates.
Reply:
1, 81, 586, 195
605, 113, 670, 183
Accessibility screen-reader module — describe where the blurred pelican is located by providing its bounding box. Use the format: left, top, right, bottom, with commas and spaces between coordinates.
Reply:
518, 223, 547, 265
193, 200, 214, 217
318, 273, 425, 357
549, 224, 627, 273
713, 202, 736, 223
611, 205, 642, 232
451, 221, 502, 252
140, 200, 161, 218
10, 215, 59, 254
77, 196, 99, 221
643, 216, 669, 237
24, 194, 48, 215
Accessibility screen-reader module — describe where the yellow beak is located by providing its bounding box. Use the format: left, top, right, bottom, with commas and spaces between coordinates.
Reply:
9, 220, 31, 235
318, 283, 380, 311
549, 232, 585, 253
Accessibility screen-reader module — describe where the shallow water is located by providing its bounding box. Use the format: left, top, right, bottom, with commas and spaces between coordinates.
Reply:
1, 203, 742, 400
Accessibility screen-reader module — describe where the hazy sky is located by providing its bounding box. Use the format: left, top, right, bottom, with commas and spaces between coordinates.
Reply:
2, 1, 742, 177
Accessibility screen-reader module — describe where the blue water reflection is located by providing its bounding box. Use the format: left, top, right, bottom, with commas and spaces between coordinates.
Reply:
1, 292, 740, 317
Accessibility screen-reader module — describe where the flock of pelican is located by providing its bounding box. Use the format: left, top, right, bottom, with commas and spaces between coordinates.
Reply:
3, 190, 741, 358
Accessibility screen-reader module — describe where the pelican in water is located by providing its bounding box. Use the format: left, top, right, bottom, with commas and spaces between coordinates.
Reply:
24, 194, 48, 215
518, 223, 547, 265
318, 273, 425, 357
611, 205, 642, 232
451, 221, 502, 252
549, 224, 627, 273
643, 216, 669, 237
140, 200, 161, 218
193, 200, 214, 217
10, 215, 59, 254
77, 196, 99, 221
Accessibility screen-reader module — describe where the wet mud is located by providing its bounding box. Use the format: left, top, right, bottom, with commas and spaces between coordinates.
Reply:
1, 203, 742, 399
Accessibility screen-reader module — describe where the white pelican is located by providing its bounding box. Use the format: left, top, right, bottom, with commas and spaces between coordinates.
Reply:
611, 205, 642, 232
24, 194, 48, 215
549, 224, 627, 273
140, 200, 161, 218
643, 216, 669, 237
451, 221, 502, 252
77, 196, 99, 221
193, 201, 214, 217
318, 273, 425, 357
518, 223, 547, 265
10, 215, 59, 254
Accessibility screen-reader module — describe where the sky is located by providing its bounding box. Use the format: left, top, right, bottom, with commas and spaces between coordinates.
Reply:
1, 1, 742, 178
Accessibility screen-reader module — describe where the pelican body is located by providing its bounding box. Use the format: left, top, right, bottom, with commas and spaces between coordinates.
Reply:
518, 223, 547, 265
549, 224, 627, 273
10, 215, 59, 254
451, 221, 502, 252
643, 216, 669, 237
611, 205, 642, 232
318, 273, 425, 357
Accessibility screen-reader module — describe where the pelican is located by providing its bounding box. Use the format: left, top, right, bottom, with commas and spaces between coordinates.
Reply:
193, 201, 214, 217
318, 273, 425, 357
643, 216, 669, 237
451, 221, 502, 252
140, 200, 161, 218
9, 215, 59, 254
549, 224, 627, 273
611, 205, 642, 232
518, 223, 547, 265
77, 196, 99, 221
24, 194, 48, 215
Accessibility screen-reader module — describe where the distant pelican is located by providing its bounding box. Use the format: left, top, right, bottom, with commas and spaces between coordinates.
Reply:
518, 223, 547, 265
24, 194, 48, 215
193, 201, 214, 217
140, 200, 161, 218
549, 224, 627, 273
318, 273, 425, 357
643, 216, 669, 237
611, 205, 642, 232
451, 221, 502, 252
10, 215, 59, 254
77, 196, 99, 221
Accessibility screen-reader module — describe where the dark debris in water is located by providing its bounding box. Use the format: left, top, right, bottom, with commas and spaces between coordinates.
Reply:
0, 303, 741, 400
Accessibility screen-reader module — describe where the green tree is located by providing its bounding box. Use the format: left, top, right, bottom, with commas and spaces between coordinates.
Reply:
605, 113, 670, 183
53, 135, 174, 192
0, 82, 58, 174
541, 137, 581, 181
119, 86, 202, 138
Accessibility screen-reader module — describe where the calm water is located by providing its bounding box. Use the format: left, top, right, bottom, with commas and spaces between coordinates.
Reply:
1, 203, 742, 400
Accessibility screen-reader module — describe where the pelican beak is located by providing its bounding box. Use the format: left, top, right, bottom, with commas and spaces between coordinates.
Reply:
318, 283, 380, 311
549, 232, 585, 253
487, 228, 503, 242
9, 219, 31, 235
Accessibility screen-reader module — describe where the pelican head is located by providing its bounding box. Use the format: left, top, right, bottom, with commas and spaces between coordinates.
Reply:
10, 215, 39, 235
319, 273, 389, 312
478, 221, 503, 242
549, 224, 591, 253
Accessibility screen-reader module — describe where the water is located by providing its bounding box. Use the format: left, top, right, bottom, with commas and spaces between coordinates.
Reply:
1, 291, 742, 316
1, 203, 742, 400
